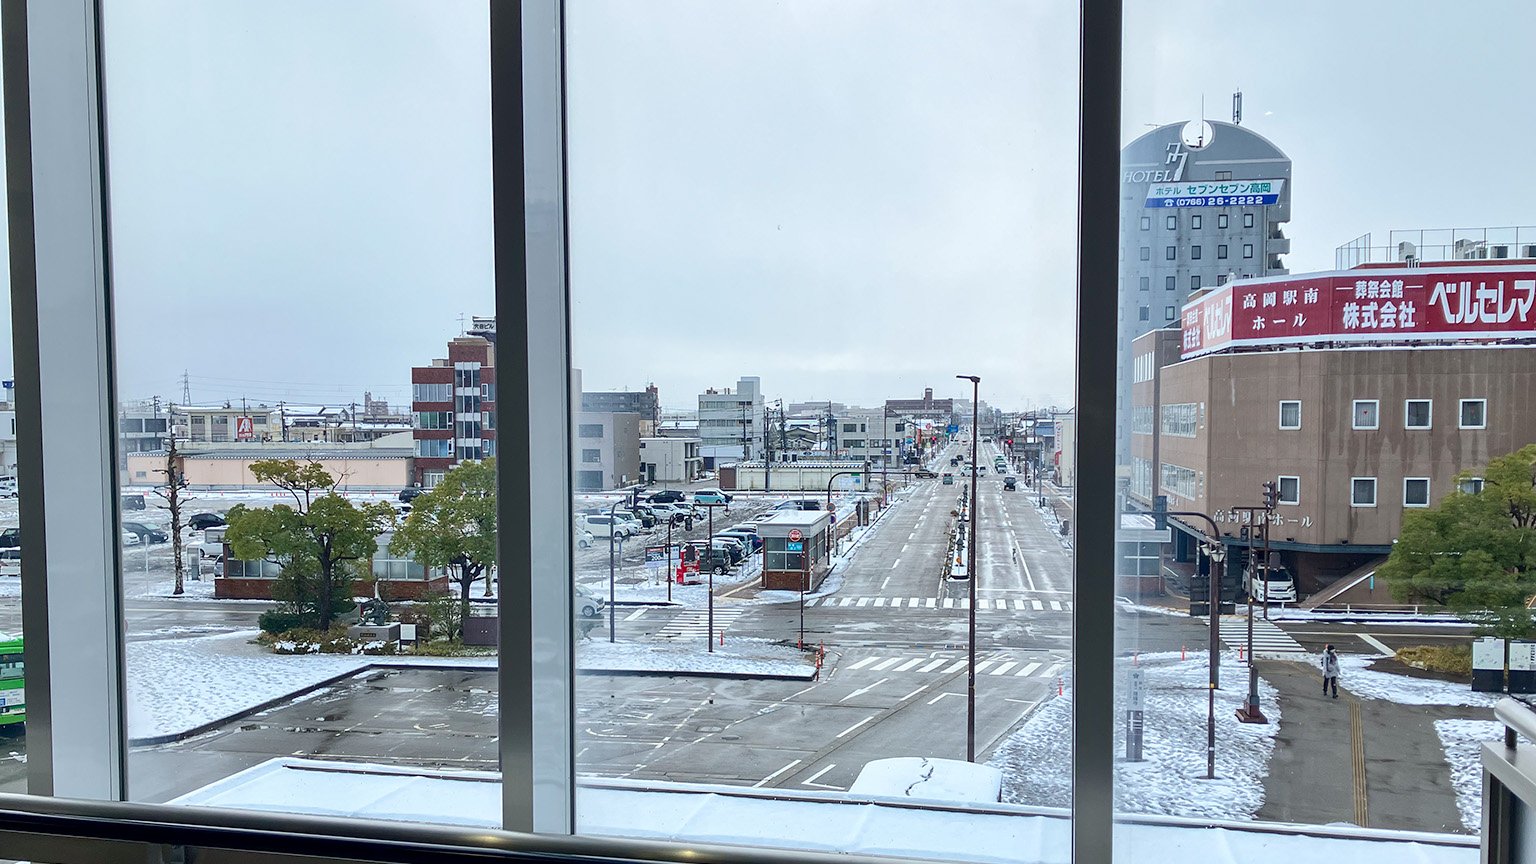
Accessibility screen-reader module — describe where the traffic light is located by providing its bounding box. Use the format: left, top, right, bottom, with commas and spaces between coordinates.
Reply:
1152, 495, 1168, 530
1262, 481, 1278, 510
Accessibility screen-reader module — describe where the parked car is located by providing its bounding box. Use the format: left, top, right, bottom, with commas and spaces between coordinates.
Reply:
122, 521, 169, 544
121, 530, 141, 547
575, 587, 605, 619
0, 528, 18, 549
646, 502, 680, 520
693, 490, 731, 507
715, 531, 761, 553
120, 493, 146, 511
0, 478, 15, 498
710, 535, 748, 561
1003, 476, 1018, 491
685, 543, 736, 575
580, 514, 633, 539
0, 548, 20, 577
620, 507, 657, 529
647, 490, 685, 504
773, 499, 822, 511
399, 487, 424, 503
188, 513, 226, 531
914, 468, 938, 479
576, 530, 594, 550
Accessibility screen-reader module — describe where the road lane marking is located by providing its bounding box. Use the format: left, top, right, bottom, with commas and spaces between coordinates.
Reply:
908, 532, 916, 541
874, 598, 887, 607
928, 692, 963, 705
943, 599, 956, 609
901, 544, 909, 553
624, 608, 647, 621
926, 599, 937, 608
1014, 599, 1027, 610
754, 759, 803, 787
839, 677, 890, 702
1016, 662, 1042, 677
1049, 601, 1063, 611
974, 660, 995, 673
801, 763, 840, 787
1019, 551, 1037, 591
941, 660, 967, 674
900, 684, 929, 701
991, 661, 1018, 676
836, 716, 876, 738
847, 657, 877, 670
857, 598, 871, 607
1032, 600, 1044, 610
891, 559, 902, 569
911, 597, 922, 607
787, 684, 820, 700
872, 658, 901, 671
1358, 633, 1393, 655
880, 577, 890, 591
919, 659, 946, 673
894, 658, 923, 672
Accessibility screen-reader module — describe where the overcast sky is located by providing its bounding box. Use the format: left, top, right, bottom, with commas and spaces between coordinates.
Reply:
3, 1, 1533, 413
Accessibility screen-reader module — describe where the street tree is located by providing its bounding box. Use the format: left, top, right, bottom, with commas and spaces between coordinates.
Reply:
147, 425, 192, 596
225, 460, 394, 632
1380, 444, 1536, 638
388, 459, 497, 640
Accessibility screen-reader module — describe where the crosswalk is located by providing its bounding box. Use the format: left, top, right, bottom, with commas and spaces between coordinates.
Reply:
839, 653, 1065, 679
804, 596, 1073, 612
655, 608, 745, 640
1214, 615, 1307, 656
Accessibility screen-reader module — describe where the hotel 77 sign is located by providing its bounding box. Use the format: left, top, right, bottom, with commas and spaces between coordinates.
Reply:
1181, 266, 1536, 359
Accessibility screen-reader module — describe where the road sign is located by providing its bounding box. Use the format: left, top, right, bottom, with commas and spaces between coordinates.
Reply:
788, 528, 803, 542
644, 545, 668, 563
786, 541, 804, 552
947, 423, 959, 435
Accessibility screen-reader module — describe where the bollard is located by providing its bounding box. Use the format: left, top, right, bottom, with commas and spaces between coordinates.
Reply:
1238, 647, 1244, 661
1181, 644, 1186, 660
1133, 652, 1139, 666
1058, 677, 1064, 696
719, 630, 724, 647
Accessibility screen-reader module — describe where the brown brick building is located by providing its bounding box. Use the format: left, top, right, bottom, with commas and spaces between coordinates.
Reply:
411, 335, 497, 488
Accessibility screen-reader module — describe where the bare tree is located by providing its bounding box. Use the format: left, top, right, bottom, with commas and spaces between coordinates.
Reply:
148, 421, 193, 596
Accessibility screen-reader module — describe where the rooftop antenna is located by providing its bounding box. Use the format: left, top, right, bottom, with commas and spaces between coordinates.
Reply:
457, 313, 467, 335
1233, 88, 1243, 125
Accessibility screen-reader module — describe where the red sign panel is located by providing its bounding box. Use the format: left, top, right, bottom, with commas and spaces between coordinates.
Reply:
788, 528, 803, 542
235, 416, 255, 440
1181, 267, 1536, 359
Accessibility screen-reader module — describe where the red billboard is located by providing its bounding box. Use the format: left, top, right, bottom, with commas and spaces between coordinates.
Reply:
1181, 266, 1536, 359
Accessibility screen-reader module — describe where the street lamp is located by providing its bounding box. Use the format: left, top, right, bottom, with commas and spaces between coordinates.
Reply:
956, 374, 980, 762
1204, 539, 1226, 779
700, 501, 723, 653
607, 498, 623, 643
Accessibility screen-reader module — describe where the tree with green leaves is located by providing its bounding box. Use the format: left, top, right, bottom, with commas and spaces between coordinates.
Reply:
388, 459, 497, 640
225, 460, 395, 632
1380, 444, 1536, 638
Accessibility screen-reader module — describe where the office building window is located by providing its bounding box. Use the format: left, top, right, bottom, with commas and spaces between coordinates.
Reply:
1218, 213, 1229, 229
1244, 213, 1255, 228
1191, 245, 1201, 260
1460, 398, 1487, 429
1165, 306, 1176, 320
1218, 273, 1230, 285
413, 382, 451, 402
578, 423, 605, 438
1138, 306, 1150, 321
1165, 275, 1176, 291
1218, 244, 1227, 259
1461, 477, 1486, 495
1404, 399, 1432, 429
1191, 214, 1201, 229
1140, 215, 1150, 230
1277, 476, 1300, 505
1166, 214, 1177, 230
1216, 170, 1233, 180
1243, 243, 1254, 258
1139, 246, 1150, 260
1160, 402, 1200, 437
1352, 399, 1379, 430
1165, 246, 1176, 260
1190, 275, 1201, 290
1352, 477, 1378, 507
581, 449, 601, 463
1139, 276, 1149, 291
1404, 478, 1430, 507
1278, 400, 1301, 430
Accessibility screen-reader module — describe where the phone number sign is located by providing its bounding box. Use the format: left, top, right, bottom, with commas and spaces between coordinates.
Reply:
1145, 178, 1285, 208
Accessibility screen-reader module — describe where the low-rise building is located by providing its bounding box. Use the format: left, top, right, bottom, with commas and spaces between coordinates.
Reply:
573, 412, 642, 491
126, 433, 414, 490
720, 460, 870, 493
638, 436, 702, 483
214, 529, 451, 600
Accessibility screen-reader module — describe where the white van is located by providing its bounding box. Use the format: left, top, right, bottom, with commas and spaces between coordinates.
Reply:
1245, 558, 1297, 604
0, 548, 19, 577
579, 514, 633, 539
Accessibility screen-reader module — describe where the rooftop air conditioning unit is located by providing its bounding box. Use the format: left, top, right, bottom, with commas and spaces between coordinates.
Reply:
1492, 245, 1510, 259
1396, 241, 1417, 264
1523, 244, 1536, 259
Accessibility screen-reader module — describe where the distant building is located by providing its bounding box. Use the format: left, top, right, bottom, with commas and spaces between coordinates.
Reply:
410, 335, 498, 488
639, 436, 702, 483
698, 377, 764, 466
828, 408, 916, 466
574, 412, 642, 491
582, 386, 660, 436
885, 388, 957, 427
126, 433, 415, 491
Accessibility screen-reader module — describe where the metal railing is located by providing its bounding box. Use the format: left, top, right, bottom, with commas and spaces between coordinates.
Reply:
0, 791, 901, 864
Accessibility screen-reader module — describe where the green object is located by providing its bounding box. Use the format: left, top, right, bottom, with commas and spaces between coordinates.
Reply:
0, 633, 23, 726
389, 460, 498, 641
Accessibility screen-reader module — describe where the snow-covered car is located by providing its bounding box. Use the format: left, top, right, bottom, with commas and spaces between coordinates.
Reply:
575, 587, 605, 619
0, 548, 20, 577
121, 530, 141, 546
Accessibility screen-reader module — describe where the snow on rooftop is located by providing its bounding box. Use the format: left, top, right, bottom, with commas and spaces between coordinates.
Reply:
847, 757, 1002, 805
170, 758, 1477, 864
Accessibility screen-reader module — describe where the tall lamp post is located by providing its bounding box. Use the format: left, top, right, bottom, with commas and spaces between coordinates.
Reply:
956, 374, 980, 762
607, 498, 623, 643
702, 501, 722, 653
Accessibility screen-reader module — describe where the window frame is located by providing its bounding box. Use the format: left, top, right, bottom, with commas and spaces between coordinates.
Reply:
1218, 213, 1229, 229
1351, 477, 1378, 508
1460, 397, 1488, 429
1351, 399, 1379, 430
1403, 398, 1432, 430
1403, 477, 1431, 507
1276, 475, 1300, 505
1278, 400, 1301, 430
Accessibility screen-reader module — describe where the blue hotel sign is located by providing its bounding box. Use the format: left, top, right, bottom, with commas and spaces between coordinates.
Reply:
1145, 178, 1285, 208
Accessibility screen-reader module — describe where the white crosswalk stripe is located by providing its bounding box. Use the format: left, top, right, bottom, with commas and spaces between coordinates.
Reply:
1210, 616, 1307, 655
804, 596, 1073, 612
655, 608, 745, 640
832, 654, 1062, 678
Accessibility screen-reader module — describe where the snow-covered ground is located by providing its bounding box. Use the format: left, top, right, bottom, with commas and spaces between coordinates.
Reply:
989, 653, 1281, 822
1336, 654, 1500, 708
1435, 718, 1501, 832
577, 638, 812, 677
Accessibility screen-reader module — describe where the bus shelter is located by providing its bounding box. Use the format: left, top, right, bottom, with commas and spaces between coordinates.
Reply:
758, 510, 834, 591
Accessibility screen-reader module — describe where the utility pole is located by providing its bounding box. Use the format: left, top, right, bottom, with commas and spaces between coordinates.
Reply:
764, 402, 773, 492
957, 374, 980, 762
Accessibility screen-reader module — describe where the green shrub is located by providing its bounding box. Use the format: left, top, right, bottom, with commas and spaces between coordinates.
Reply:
254, 627, 399, 656
258, 610, 310, 635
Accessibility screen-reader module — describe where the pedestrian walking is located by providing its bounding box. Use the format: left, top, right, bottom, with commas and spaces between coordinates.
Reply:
1321, 644, 1340, 698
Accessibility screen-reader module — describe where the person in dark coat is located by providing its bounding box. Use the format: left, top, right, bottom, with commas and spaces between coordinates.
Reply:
1321, 644, 1341, 698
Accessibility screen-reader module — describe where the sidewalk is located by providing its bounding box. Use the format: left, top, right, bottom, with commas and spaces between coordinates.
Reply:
1255, 657, 1472, 833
